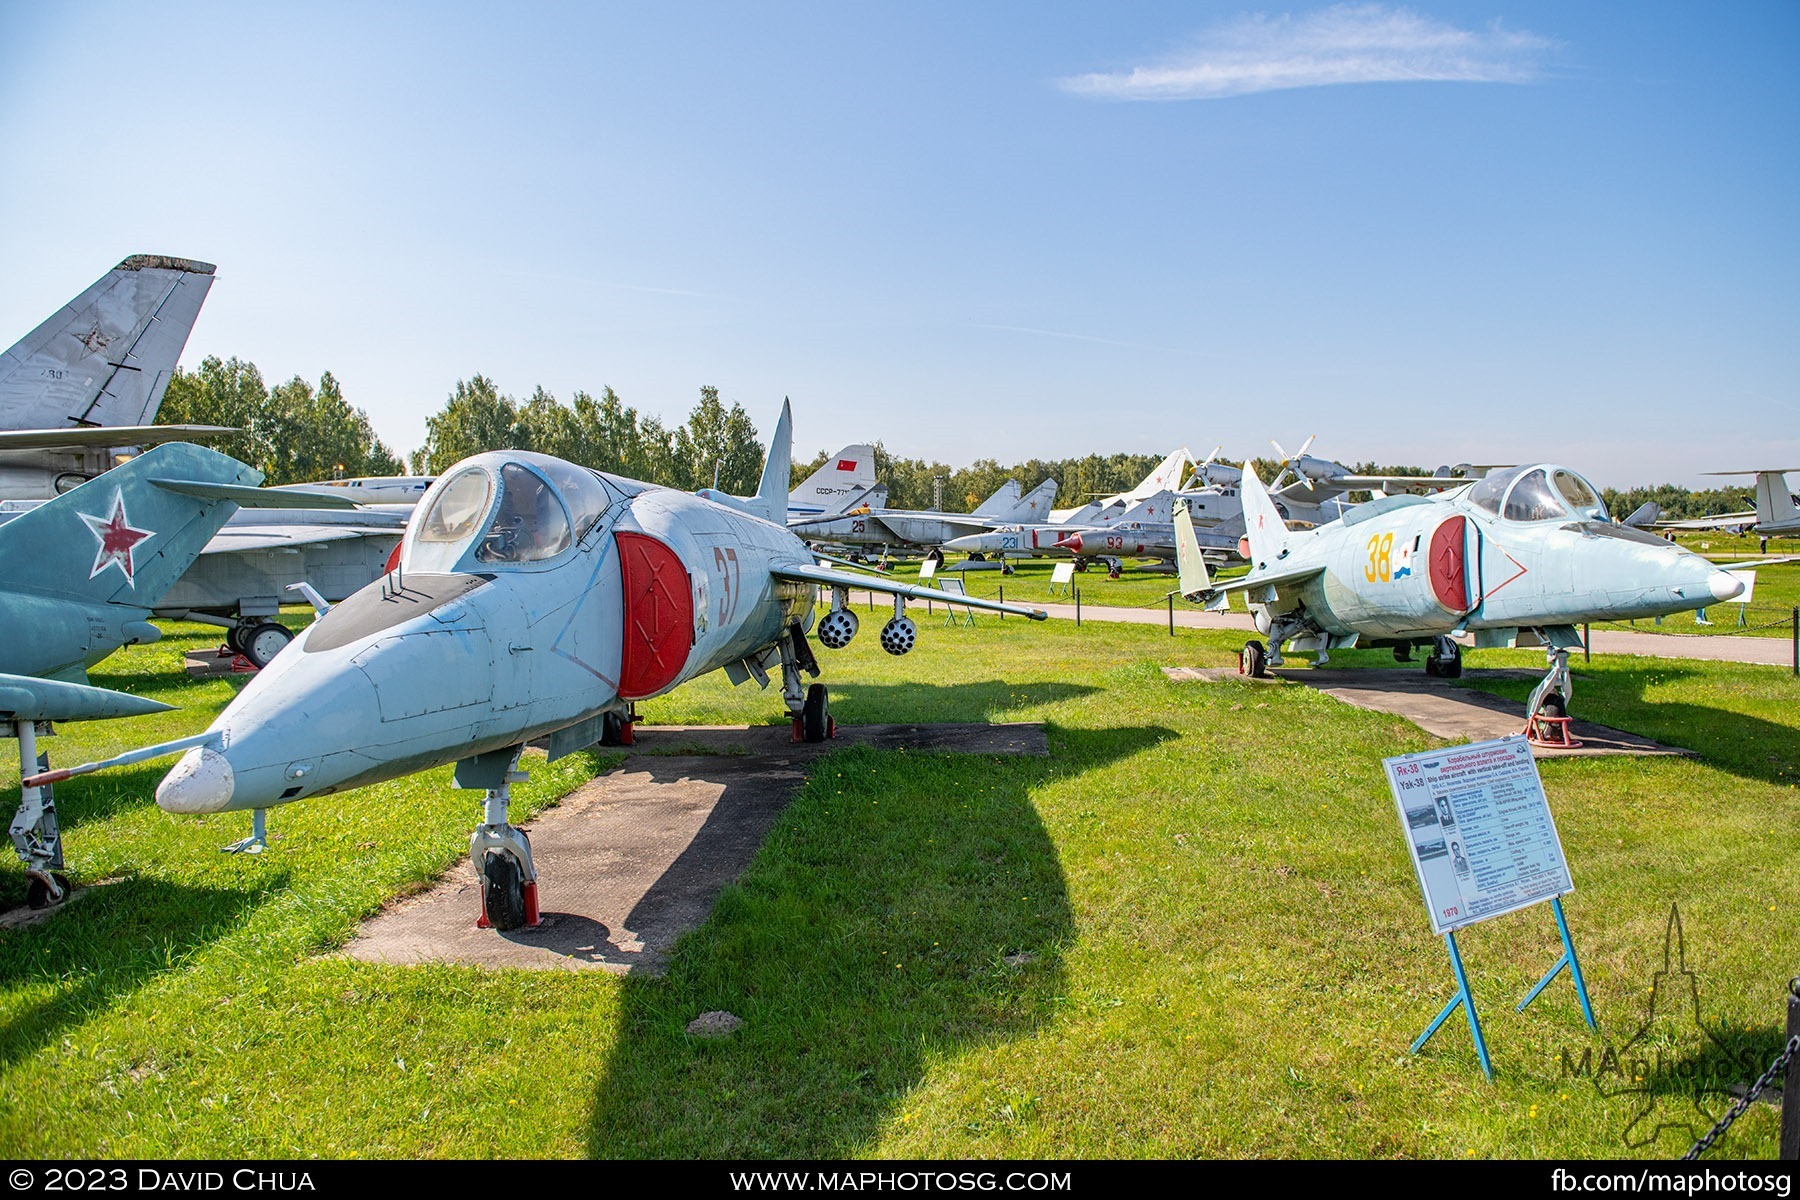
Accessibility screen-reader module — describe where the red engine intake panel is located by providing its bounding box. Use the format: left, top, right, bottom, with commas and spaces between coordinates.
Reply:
616, 531, 695, 699
1429, 515, 1470, 613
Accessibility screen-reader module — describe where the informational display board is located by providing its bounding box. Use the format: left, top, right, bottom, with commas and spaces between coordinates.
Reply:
918, 558, 938, 580
1726, 569, 1756, 605
1384, 735, 1573, 935
1049, 562, 1076, 585
937, 578, 966, 597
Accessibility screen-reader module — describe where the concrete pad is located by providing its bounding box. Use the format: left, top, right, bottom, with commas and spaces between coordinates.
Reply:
340, 723, 1047, 976
1160, 667, 1281, 685
1269, 667, 1688, 758
184, 648, 256, 678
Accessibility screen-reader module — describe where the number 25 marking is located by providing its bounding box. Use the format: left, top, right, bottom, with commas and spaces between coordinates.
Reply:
1364, 532, 1394, 583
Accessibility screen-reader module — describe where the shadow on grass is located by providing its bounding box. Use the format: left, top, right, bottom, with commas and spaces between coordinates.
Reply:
586, 724, 1172, 1157
1456, 662, 1800, 787
0, 872, 279, 1070
809, 679, 1100, 726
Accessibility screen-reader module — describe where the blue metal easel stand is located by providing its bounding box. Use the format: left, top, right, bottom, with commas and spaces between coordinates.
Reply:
1514, 897, 1597, 1030
1411, 930, 1494, 1081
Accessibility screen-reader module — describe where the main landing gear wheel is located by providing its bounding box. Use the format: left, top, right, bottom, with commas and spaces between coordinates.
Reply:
599, 711, 635, 746
1539, 693, 1567, 719
926, 548, 945, 566
1240, 640, 1268, 678
244, 621, 293, 668
1392, 644, 1414, 663
481, 851, 528, 931
26, 871, 70, 911
225, 623, 250, 656
800, 683, 834, 743
1424, 637, 1462, 679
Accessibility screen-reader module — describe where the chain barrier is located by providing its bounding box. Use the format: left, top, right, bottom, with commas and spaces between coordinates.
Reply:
1683, 977, 1800, 1159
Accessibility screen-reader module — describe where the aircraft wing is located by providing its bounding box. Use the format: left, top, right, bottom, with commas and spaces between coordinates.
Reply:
199, 526, 371, 554
772, 562, 1048, 620
151, 478, 359, 509
0, 672, 174, 723
1654, 511, 1757, 531
0, 424, 237, 451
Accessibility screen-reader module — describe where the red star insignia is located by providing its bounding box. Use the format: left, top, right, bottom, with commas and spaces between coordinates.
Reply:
81, 490, 155, 585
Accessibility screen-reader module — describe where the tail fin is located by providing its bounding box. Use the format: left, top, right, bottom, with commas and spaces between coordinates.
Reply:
755, 399, 794, 525
788, 441, 875, 516
0, 442, 257, 605
1753, 471, 1798, 528
1007, 478, 1058, 521
1, 255, 216, 431
1117, 489, 1176, 523
1621, 501, 1661, 529
1174, 498, 1213, 597
1131, 447, 1193, 499
971, 479, 1022, 518
1238, 462, 1291, 568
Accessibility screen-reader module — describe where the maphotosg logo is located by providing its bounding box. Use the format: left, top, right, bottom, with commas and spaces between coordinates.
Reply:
1555, 904, 1773, 1152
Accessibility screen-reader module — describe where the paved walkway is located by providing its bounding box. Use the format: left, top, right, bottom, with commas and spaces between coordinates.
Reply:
1162, 667, 1688, 758
855, 591, 1796, 669
341, 723, 1047, 975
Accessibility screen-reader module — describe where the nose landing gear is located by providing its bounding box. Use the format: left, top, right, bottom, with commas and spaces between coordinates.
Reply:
1523, 646, 1581, 748
464, 747, 540, 931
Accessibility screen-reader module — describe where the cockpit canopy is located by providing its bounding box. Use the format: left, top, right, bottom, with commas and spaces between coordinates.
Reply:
1464, 465, 1609, 524
404, 452, 622, 574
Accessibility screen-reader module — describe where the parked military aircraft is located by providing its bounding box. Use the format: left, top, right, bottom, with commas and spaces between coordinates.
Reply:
786, 444, 878, 519
2, 442, 349, 905
1048, 447, 1191, 523
33, 403, 1048, 928
1656, 469, 1800, 549
1, 255, 228, 500
790, 477, 1058, 561
1174, 462, 1744, 732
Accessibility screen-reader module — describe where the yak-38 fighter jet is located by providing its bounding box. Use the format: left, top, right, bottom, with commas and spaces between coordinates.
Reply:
35, 403, 1048, 929
1174, 461, 1744, 733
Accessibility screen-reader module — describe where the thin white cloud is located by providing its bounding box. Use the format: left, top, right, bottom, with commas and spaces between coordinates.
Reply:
1060, 4, 1555, 101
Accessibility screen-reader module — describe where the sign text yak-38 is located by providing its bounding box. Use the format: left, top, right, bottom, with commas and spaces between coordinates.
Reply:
1174, 461, 1745, 734
35, 403, 1047, 928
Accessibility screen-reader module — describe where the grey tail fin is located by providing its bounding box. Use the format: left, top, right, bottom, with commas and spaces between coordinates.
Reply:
755, 398, 793, 525
0, 441, 257, 605
1007, 478, 1058, 521
971, 479, 1023, 518
1754, 471, 1799, 528
0, 255, 216, 432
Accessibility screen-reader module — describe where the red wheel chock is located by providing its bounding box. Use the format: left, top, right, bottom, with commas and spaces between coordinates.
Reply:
1525, 714, 1581, 749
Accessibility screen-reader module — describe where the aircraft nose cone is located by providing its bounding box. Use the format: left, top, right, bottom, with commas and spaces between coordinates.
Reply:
1708, 570, 1745, 602
156, 746, 235, 814
1060, 533, 1084, 553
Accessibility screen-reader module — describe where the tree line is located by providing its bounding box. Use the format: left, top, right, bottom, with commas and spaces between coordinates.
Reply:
156, 357, 1760, 518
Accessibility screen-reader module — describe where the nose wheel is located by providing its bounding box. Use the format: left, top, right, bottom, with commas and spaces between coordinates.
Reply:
1423, 636, 1462, 678
467, 750, 541, 932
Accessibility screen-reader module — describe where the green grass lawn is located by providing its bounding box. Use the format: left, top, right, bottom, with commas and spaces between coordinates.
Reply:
1, 615, 1795, 1158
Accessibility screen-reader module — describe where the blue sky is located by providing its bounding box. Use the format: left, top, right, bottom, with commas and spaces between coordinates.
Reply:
2, 1, 1795, 486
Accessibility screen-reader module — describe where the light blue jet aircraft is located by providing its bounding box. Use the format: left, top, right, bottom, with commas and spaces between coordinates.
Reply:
1174, 461, 1745, 731
36, 403, 1048, 929
1, 442, 350, 906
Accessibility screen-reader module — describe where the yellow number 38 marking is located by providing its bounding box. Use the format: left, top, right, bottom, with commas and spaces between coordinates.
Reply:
1364, 532, 1394, 583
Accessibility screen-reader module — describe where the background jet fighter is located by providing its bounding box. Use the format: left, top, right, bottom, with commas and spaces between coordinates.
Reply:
1175, 461, 1745, 733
